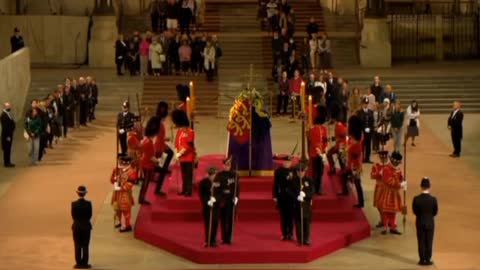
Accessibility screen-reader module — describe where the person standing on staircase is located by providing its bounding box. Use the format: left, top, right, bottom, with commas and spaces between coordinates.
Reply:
115, 34, 128, 76
273, 155, 295, 241
1, 102, 15, 168
199, 167, 221, 247
149, 0, 161, 33
292, 162, 314, 246
217, 156, 240, 245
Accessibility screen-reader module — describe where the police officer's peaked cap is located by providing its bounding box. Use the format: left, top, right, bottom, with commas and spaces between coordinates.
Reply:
122, 100, 130, 108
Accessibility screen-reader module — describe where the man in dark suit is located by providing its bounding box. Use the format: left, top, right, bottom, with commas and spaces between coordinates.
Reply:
10, 27, 25, 53
412, 177, 438, 266
1, 102, 16, 167
117, 101, 135, 156
371, 75, 383, 104
115, 34, 128, 76
357, 97, 374, 163
447, 101, 463, 158
71, 186, 92, 269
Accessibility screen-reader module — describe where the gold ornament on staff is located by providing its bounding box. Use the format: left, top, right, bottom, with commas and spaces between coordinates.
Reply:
186, 97, 191, 121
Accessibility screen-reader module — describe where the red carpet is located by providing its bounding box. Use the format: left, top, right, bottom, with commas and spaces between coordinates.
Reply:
134, 154, 371, 264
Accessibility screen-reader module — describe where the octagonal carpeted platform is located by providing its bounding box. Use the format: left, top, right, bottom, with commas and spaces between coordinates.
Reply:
134, 154, 371, 264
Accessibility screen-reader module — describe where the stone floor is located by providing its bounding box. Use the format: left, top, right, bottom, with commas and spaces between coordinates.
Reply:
0, 66, 480, 270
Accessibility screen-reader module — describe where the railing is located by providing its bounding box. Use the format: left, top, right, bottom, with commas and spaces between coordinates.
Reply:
386, 0, 480, 15
390, 13, 480, 62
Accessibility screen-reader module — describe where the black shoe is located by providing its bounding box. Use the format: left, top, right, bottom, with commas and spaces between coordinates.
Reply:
119, 226, 132, 232
449, 154, 460, 158
83, 264, 92, 269
418, 261, 426, 265
304, 240, 311, 246
424, 261, 433, 266
140, 200, 151, 205
389, 229, 402, 235
204, 242, 218, 247
155, 191, 167, 196
375, 222, 384, 228
5, 163, 15, 168
114, 223, 121, 228
381, 230, 387, 235
222, 240, 231, 245
353, 204, 364, 208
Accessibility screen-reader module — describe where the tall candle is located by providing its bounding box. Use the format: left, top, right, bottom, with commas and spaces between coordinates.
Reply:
189, 81, 195, 111
186, 97, 191, 121
308, 95, 313, 127
300, 81, 305, 112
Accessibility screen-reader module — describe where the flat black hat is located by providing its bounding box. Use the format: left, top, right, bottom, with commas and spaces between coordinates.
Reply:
390, 152, 403, 162
421, 177, 431, 189
76, 185, 87, 194
122, 100, 130, 108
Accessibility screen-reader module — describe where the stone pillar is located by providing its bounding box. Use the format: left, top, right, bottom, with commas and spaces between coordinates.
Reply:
88, 16, 117, 67
360, 18, 391, 67
435, 15, 443, 60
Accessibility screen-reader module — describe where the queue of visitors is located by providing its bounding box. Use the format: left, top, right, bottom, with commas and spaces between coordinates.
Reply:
23, 76, 99, 166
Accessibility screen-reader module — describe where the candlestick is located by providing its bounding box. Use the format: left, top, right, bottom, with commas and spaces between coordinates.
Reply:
308, 95, 313, 128
300, 81, 305, 112
189, 81, 195, 111
186, 97, 191, 121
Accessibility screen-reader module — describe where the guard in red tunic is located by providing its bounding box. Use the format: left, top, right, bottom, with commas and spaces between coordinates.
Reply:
378, 152, 406, 235
110, 155, 137, 232
308, 105, 328, 195
127, 116, 142, 171
172, 109, 196, 196
327, 106, 347, 175
154, 101, 174, 196
138, 117, 160, 205
370, 150, 389, 228
339, 115, 365, 208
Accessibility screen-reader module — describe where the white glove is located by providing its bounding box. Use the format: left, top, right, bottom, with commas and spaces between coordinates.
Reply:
233, 197, 238, 205
400, 181, 407, 190
210, 196, 216, 203
321, 153, 327, 163
114, 182, 121, 191
365, 128, 370, 133
300, 191, 306, 198
273, 198, 277, 203
297, 195, 304, 202
207, 200, 214, 207
119, 129, 125, 134
175, 152, 182, 159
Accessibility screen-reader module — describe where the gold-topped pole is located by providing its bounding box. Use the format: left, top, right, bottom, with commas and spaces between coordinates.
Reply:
308, 95, 313, 128
189, 81, 195, 111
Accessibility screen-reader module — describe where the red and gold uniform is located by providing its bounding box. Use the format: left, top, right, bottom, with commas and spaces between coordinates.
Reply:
110, 165, 136, 230
377, 164, 403, 230
308, 124, 328, 194
327, 121, 347, 172
370, 162, 386, 208
175, 127, 196, 195
177, 102, 187, 112
154, 121, 166, 155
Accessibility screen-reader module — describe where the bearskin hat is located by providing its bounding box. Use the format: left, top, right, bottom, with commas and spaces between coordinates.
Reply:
156, 101, 169, 118
390, 152, 403, 162
145, 116, 160, 137
314, 105, 327, 125
176, 84, 190, 102
171, 109, 190, 128
348, 114, 363, 141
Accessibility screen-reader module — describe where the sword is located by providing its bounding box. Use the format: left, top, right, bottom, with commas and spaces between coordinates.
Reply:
230, 160, 239, 243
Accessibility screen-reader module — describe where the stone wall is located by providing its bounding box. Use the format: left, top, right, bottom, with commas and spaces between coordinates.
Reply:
0, 15, 89, 64
0, 47, 31, 120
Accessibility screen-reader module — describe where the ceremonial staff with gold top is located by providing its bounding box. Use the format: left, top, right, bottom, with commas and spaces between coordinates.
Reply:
299, 81, 306, 245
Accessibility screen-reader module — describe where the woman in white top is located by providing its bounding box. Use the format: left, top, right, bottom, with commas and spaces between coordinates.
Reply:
405, 100, 420, 146
149, 37, 163, 76
203, 41, 216, 81
309, 35, 318, 69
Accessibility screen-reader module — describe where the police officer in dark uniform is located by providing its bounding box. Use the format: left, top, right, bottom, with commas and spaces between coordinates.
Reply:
292, 162, 314, 246
71, 185, 92, 269
273, 155, 295, 241
117, 101, 135, 155
217, 156, 240, 244
199, 167, 222, 247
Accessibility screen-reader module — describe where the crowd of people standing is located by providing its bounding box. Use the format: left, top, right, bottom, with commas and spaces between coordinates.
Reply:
23, 76, 98, 166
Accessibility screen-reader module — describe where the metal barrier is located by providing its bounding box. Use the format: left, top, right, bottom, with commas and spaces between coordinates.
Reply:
390, 13, 480, 62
